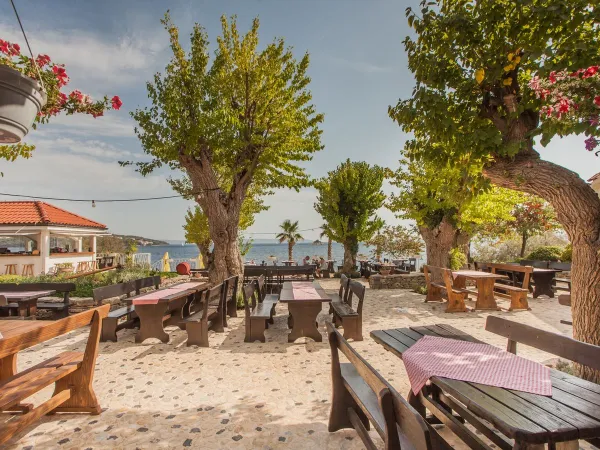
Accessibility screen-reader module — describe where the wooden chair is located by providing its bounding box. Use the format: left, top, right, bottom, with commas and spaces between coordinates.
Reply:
4, 264, 17, 275
242, 282, 276, 343
488, 263, 532, 310
21, 264, 34, 277
326, 322, 446, 450
182, 284, 225, 347
0, 305, 110, 445
423, 265, 468, 313
332, 279, 365, 341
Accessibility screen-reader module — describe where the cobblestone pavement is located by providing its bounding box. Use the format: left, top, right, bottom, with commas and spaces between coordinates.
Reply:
5, 279, 574, 449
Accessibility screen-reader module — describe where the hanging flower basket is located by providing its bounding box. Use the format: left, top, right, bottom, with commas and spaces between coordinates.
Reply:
0, 64, 47, 143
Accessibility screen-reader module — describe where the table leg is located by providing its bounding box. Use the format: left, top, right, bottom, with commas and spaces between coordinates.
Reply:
135, 303, 170, 343
164, 297, 187, 328
288, 302, 323, 342
475, 278, 500, 310
29, 299, 37, 317
533, 273, 555, 298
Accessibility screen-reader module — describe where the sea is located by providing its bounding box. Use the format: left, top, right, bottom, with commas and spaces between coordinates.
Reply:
137, 241, 373, 268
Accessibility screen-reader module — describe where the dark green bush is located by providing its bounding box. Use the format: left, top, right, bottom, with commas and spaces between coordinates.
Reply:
561, 244, 572, 262
526, 246, 564, 262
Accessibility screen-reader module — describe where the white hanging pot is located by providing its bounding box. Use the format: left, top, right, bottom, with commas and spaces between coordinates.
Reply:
0, 64, 47, 144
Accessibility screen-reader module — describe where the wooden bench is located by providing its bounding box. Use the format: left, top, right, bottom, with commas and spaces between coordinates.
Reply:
326, 321, 446, 450
256, 274, 278, 323
0, 305, 109, 445
332, 279, 365, 341
0, 283, 76, 318
224, 275, 240, 320
93, 281, 138, 342
181, 284, 223, 347
486, 315, 600, 443
488, 263, 532, 310
242, 281, 277, 343
423, 265, 468, 313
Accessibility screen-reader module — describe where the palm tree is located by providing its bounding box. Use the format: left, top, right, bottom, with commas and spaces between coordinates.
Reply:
320, 224, 334, 261
276, 220, 303, 261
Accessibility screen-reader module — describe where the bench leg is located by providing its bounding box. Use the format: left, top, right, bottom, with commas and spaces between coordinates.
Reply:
100, 317, 119, 342
445, 294, 468, 313
51, 370, 101, 415
508, 292, 530, 311
426, 285, 443, 302
227, 298, 238, 318
186, 321, 209, 347
341, 317, 363, 341
329, 384, 369, 432
245, 318, 267, 343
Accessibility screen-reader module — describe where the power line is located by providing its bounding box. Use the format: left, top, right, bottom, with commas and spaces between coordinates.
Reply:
244, 227, 322, 235
0, 190, 221, 203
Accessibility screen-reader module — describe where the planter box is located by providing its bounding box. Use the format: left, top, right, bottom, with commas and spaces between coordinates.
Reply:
0, 65, 47, 143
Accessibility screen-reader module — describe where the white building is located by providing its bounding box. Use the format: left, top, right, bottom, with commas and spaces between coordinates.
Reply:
0, 201, 109, 276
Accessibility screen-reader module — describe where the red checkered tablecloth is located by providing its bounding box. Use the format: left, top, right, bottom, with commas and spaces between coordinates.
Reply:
402, 335, 552, 396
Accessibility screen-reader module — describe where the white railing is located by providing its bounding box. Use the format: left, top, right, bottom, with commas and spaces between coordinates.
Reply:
149, 257, 201, 272
133, 253, 151, 268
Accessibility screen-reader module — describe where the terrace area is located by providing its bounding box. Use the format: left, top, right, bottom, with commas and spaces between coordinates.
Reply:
3, 279, 575, 449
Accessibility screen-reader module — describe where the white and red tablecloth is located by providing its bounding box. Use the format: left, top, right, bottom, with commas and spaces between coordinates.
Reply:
291, 282, 322, 300
402, 335, 552, 396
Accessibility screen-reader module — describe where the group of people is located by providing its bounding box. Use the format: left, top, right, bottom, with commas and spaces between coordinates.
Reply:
301, 255, 329, 278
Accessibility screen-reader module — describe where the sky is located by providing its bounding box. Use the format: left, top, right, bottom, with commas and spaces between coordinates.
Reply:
0, 0, 597, 242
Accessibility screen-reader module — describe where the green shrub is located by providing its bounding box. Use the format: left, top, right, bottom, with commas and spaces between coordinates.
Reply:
414, 285, 428, 295
526, 246, 564, 262
449, 248, 467, 270
561, 244, 572, 262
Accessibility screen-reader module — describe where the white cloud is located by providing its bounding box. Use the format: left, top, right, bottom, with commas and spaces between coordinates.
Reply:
32, 113, 136, 139
0, 23, 167, 87
25, 137, 138, 160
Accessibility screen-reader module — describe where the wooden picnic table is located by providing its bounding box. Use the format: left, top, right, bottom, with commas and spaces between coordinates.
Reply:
0, 290, 56, 317
279, 281, 331, 342
371, 324, 600, 449
452, 270, 507, 310
531, 268, 562, 298
129, 282, 208, 343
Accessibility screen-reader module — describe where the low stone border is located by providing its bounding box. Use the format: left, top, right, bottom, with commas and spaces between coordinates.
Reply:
369, 273, 426, 290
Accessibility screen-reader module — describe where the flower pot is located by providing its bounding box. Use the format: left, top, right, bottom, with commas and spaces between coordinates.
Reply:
0, 65, 47, 143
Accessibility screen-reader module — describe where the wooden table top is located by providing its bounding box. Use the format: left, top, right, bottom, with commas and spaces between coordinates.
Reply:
0, 290, 56, 301
279, 281, 331, 303
129, 282, 209, 304
452, 270, 507, 279
371, 324, 600, 444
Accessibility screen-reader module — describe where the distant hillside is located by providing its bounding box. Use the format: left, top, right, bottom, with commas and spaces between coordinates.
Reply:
112, 235, 169, 246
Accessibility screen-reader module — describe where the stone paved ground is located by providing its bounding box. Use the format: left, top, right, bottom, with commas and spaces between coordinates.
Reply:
5, 279, 575, 449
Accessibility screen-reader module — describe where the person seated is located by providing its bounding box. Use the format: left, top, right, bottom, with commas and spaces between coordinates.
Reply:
315, 257, 328, 278
303, 255, 311, 265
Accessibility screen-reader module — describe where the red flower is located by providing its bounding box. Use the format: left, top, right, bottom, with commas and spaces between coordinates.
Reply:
69, 89, 84, 103
111, 95, 122, 110
36, 54, 51, 67
595, 96, 600, 107
10, 43, 20, 56
52, 65, 69, 87
58, 92, 68, 105
583, 66, 599, 79
0, 40, 9, 55
91, 111, 104, 118
549, 71, 557, 84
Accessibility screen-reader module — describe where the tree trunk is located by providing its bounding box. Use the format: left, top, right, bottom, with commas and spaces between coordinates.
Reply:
520, 232, 528, 258
288, 242, 293, 262
327, 238, 332, 261
196, 243, 211, 268
342, 244, 355, 273
419, 218, 456, 268
485, 155, 600, 381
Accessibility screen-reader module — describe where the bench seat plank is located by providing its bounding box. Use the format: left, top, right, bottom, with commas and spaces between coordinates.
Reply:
0, 351, 82, 411
493, 284, 527, 292
332, 302, 358, 317
253, 301, 275, 319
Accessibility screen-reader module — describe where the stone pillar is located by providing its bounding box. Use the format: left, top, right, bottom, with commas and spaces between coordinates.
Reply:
40, 229, 50, 274
77, 237, 83, 252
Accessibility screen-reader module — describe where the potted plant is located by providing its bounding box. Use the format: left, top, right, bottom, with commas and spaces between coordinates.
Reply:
0, 38, 122, 143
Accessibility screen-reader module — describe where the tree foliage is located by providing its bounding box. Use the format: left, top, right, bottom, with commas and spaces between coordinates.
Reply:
276, 219, 303, 261
365, 225, 423, 261
315, 159, 386, 272
129, 12, 323, 282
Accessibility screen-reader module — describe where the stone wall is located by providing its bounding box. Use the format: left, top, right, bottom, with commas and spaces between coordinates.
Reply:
369, 273, 426, 290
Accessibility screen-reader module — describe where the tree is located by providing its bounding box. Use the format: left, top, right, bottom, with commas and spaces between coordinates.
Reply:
510, 198, 559, 257
365, 225, 424, 262
319, 223, 334, 261
389, 158, 518, 267
184, 194, 264, 269
129, 13, 323, 284
315, 160, 386, 273
96, 236, 125, 254
276, 220, 303, 261
392, 0, 600, 379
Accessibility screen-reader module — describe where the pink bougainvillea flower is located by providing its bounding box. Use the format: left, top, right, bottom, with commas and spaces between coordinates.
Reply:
0, 39, 9, 54
585, 136, 599, 152
36, 54, 51, 67
69, 89, 84, 103
583, 66, 599, 79
10, 43, 20, 56
52, 65, 69, 87
111, 95, 122, 110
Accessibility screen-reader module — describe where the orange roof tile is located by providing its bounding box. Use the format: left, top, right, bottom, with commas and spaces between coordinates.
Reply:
0, 201, 107, 229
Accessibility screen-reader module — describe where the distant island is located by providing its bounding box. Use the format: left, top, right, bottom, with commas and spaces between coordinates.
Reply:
112, 234, 169, 246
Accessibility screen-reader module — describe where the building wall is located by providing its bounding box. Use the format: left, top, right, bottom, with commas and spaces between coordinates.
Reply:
0, 255, 43, 276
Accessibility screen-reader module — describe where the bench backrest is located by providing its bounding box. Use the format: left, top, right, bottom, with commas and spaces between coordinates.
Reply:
256, 274, 267, 301
326, 322, 432, 450
348, 280, 366, 316
0, 304, 109, 360
200, 283, 225, 319
242, 282, 259, 337
223, 275, 239, 302
485, 316, 600, 371
423, 265, 455, 290
339, 274, 350, 303
489, 263, 532, 289
135, 275, 161, 294
92, 280, 136, 305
